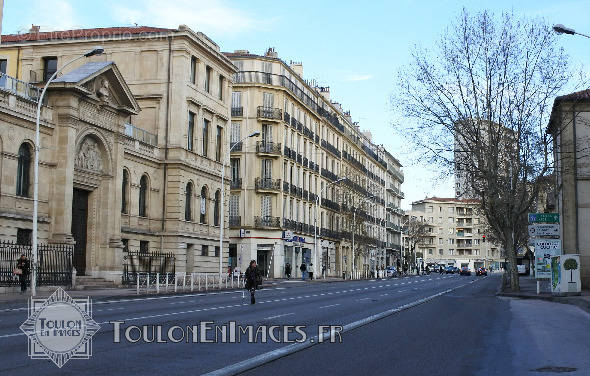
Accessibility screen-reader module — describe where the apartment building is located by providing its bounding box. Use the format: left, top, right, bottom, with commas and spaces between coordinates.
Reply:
0, 25, 236, 281
402, 197, 503, 270
224, 48, 404, 278
380, 146, 404, 264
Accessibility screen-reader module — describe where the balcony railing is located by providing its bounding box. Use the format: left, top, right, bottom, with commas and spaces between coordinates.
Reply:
256, 141, 282, 155
254, 216, 280, 228
0, 72, 42, 102
321, 139, 341, 158
284, 112, 291, 124
124, 123, 158, 147
321, 198, 340, 212
231, 107, 243, 117
257, 106, 282, 120
321, 168, 339, 182
283, 181, 290, 193
230, 141, 242, 152
229, 216, 241, 228
230, 178, 242, 189
255, 177, 281, 191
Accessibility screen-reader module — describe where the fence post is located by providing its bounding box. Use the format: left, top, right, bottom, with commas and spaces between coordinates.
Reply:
174, 274, 178, 292
146, 272, 150, 293
198, 274, 201, 291
136, 274, 140, 295
237, 273, 240, 288
190, 273, 194, 292
71, 267, 77, 289
183, 273, 186, 291
231, 273, 234, 289
205, 274, 208, 291
165, 273, 169, 292
156, 273, 160, 294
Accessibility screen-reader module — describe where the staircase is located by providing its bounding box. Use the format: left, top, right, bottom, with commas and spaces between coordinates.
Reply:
74, 276, 118, 290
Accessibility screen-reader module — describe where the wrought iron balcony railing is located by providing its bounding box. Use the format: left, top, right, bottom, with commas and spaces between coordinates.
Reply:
255, 177, 281, 191
230, 178, 242, 189
231, 107, 243, 117
257, 106, 282, 120
254, 216, 280, 228
256, 141, 282, 155
229, 216, 241, 228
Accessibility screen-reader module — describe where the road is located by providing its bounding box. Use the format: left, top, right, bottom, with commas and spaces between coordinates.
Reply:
0, 273, 588, 375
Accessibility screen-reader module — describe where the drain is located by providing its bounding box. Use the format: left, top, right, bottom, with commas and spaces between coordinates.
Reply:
532, 366, 577, 373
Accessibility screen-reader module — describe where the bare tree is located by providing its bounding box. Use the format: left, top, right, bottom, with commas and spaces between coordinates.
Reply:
402, 217, 432, 270
393, 10, 581, 291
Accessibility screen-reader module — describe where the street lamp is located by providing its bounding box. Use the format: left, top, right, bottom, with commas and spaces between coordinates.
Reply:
553, 24, 590, 39
31, 46, 104, 296
219, 131, 260, 283
314, 177, 345, 280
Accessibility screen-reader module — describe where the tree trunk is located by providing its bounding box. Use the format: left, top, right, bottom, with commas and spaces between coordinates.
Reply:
504, 229, 520, 292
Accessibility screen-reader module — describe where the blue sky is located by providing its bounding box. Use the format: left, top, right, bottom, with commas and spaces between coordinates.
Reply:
4, 0, 590, 207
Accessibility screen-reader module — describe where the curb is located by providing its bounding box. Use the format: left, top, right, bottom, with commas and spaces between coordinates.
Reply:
497, 291, 590, 314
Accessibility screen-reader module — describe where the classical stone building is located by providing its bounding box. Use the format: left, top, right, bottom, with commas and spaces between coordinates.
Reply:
0, 25, 236, 282
402, 197, 503, 271
547, 90, 590, 288
223, 48, 404, 278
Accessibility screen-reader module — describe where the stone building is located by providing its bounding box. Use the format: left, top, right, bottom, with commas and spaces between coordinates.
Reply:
223, 48, 404, 278
0, 25, 236, 282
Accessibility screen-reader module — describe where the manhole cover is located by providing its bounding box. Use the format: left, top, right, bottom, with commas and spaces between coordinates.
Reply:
532, 366, 577, 373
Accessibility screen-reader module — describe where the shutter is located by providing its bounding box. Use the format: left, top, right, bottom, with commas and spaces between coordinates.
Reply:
263, 92, 274, 108
230, 122, 241, 144
231, 92, 241, 108
261, 196, 271, 217
262, 159, 272, 179
229, 195, 239, 217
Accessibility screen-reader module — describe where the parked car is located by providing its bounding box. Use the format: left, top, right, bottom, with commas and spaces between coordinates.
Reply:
460, 266, 471, 276
445, 266, 456, 274
476, 267, 487, 276
386, 266, 397, 278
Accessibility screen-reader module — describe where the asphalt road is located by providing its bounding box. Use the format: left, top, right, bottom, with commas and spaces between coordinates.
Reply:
1, 273, 588, 375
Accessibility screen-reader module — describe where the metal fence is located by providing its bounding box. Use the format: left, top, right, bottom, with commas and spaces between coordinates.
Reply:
0, 240, 73, 286
122, 250, 176, 286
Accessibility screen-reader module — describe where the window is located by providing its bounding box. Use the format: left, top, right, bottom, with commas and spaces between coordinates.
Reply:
0, 59, 6, 74
16, 143, 31, 197
188, 112, 195, 151
139, 175, 148, 217
214, 190, 220, 226
190, 56, 197, 84
261, 195, 271, 218
16, 229, 32, 245
231, 158, 240, 183
448, 238, 455, 245
215, 126, 222, 162
121, 169, 129, 213
205, 66, 211, 92
185, 182, 193, 221
428, 249, 433, 255
202, 119, 209, 157
200, 186, 208, 224
140, 241, 149, 253
263, 92, 274, 108
439, 249, 443, 255
121, 239, 129, 252
262, 159, 272, 179
229, 194, 239, 219
43, 57, 57, 82
438, 238, 443, 245
201, 245, 209, 256
215, 246, 220, 257
218, 75, 224, 100
449, 249, 454, 255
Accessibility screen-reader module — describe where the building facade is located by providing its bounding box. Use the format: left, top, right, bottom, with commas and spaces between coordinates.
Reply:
0, 25, 237, 282
402, 197, 503, 271
224, 48, 404, 278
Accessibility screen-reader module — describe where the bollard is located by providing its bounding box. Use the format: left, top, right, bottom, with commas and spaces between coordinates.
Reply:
147, 272, 150, 293
165, 273, 169, 292
231, 274, 234, 289
226, 275, 228, 289
191, 273, 194, 292
237, 274, 240, 288
174, 274, 178, 292
136, 274, 140, 295
205, 274, 208, 291
156, 273, 160, 294
183, 273, 186, 291
198, 274, 201, 291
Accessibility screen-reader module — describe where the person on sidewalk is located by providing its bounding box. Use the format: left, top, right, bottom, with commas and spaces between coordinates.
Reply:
300, 263, 307, 280
285, 263, 292, 279
15, 254, 30, 294
245, 260, 262, 304
309, 263, 314, 280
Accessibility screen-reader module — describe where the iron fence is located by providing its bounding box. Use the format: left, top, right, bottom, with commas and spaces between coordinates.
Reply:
122, 250, 176, 286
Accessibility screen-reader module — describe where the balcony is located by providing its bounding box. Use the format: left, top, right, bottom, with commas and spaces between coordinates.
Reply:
283, 181, 290, 193
284, 112, 291, 124
257, 106, 282, 120
254, 216, 281, 229
256, 141, 282, 155
302, 157, 308, 168
229, 216, 241, 228
124, 123, 158, 147
230, 178, 242, 189
321, 168, 339, 182
321, 198, 340, 212
0, 72, 42, 102
255, 177, 281, 192
283, 146, 291, 157
230, 141, 242, 152
231, 107, 243, 117
321, 139, 342, 158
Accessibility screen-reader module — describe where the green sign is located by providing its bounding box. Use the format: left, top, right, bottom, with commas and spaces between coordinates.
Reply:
528, 213, 559, 223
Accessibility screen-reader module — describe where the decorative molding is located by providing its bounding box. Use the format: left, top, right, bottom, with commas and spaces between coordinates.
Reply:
75, 137, 104, 172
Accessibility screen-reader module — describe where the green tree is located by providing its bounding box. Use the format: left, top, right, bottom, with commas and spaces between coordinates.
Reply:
563, 258, 578, 283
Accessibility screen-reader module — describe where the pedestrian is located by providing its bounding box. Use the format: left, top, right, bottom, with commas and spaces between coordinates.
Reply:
15, 254, 30, 294
309, 263, 314, 280
300, 263, 307, 281
285, 263, 292, 279
245, 260, 262, 304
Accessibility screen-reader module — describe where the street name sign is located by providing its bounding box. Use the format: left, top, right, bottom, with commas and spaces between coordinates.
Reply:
534, 238, 561, 252
528, 213, 559, 223
528, 224, 560, 237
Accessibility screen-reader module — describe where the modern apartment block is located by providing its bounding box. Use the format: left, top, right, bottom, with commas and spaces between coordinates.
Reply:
0, 25, 236, 281
402, 197, 503, 270
224, 48, 404, 278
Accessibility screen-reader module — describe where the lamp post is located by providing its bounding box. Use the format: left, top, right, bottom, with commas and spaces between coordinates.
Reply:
314, 177, 345, 280
219, 131, 260, 283
553, 24, 590, 39
351, 194, 375, 277
31, 46, 104, 297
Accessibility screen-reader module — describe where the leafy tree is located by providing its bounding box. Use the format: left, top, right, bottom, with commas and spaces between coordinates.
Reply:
563, 258, 578, 283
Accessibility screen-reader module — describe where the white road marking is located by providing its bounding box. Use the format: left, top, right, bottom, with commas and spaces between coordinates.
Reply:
319, 304, 340, 309
263, 313, 294, 320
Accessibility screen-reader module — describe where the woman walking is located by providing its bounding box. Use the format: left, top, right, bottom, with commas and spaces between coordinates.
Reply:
245, 260, 262, 304
15, 254, 30, 294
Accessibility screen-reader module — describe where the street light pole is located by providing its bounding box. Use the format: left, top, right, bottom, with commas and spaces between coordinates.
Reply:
31, 46, 104, 297
314, 177, 345, 280
553, 24, 590, 39
219, 131, 260, 283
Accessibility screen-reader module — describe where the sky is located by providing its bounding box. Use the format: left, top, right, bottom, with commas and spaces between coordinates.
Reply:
4, 0, 590, 208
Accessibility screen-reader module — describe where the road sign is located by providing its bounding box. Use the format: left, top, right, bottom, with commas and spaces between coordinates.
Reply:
534, 238, 561, 252
528, 213, 559, 223
528, 224, 560, 237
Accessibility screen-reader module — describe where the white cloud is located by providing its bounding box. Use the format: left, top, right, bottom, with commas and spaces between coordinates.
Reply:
112, 0, 273, 36
343, 74, 373, 82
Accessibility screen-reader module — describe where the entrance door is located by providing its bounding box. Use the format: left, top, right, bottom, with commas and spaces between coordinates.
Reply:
71, 189, 89, 275
257, 249, 269, 277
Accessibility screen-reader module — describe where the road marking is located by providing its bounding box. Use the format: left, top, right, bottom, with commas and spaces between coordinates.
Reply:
319, 304, 340, 309
263, 313, 294, 320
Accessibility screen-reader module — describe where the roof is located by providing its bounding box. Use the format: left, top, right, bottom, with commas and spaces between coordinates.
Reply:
417, 197, 481, 204
1, 26, 173, 43
547, 89, 590, 134
53, 61, 113, 83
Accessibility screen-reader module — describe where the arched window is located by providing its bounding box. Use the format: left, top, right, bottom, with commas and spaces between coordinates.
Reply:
121, 169, 129, 214
16, 143, 31, 197
185, 182, 193, 221
200, 186, 208, 224
213, 190, 220, 226
139, 175, 148, 217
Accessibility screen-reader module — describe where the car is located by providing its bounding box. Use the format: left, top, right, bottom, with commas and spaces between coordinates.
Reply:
476, 267, 487, 276
445, 266, 456, 274
460, 266, 471, 276
386, 266, 397, 278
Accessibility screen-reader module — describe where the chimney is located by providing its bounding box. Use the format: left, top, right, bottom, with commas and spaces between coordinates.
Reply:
290, 60, 303, 77
265, 47, 278, 58
29, 24, 40, 33
234, 49, 250, 54
318, 86, 330, 101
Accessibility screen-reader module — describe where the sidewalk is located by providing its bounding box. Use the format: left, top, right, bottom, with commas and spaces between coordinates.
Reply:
497, 275, 590, 314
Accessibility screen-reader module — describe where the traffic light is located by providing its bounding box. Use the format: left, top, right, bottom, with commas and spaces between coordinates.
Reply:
482, 235, 486, 242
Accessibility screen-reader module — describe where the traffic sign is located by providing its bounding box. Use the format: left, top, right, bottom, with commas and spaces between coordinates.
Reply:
528, 224, 560, 237
528, 213, 559, 223
534, 238, 561, 252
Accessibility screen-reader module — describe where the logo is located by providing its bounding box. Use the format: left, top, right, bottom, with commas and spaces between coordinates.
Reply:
20, 288, 100, 368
